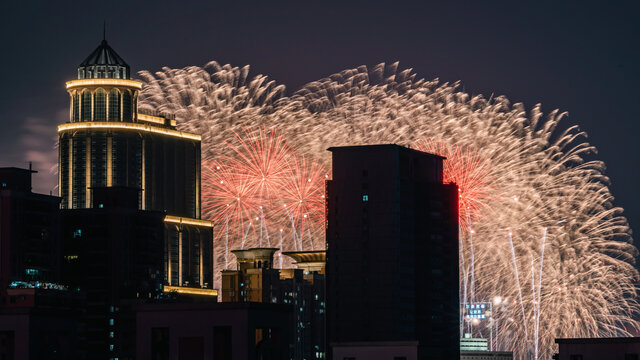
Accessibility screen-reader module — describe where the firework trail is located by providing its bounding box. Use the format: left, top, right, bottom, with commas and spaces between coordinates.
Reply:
139, 61, 639, 359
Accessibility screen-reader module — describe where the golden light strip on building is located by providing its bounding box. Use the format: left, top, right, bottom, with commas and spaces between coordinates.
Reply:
68, 138, 73, 208
164, 215, 213, 227
137, 113, 166, 125
85, 137, 91, 207
57, 122, 201, 141
106, 137, 112, 186
66, 78, 143, 90
163, 285, 218, 297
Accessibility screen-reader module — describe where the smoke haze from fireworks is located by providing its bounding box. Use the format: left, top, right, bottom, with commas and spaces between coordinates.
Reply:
139, 61, 639, 360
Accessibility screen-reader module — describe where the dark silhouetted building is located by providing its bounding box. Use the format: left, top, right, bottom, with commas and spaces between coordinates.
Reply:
0, 167, 61, 303
554, 337, 640, 360
0, 286, 83, 360
221, 248, 327, 360
136, 302, 292, 360
326, 144, 459, 360
61, 186, 165, 358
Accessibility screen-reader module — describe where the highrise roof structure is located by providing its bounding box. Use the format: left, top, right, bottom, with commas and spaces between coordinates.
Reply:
77, 39, 130, 79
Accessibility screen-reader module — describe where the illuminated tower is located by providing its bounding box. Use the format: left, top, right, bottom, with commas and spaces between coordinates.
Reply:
58, 39, 214, 289
58, 39, 200, 218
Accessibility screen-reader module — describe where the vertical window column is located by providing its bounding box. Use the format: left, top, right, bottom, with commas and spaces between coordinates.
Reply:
82, 90, 92, 122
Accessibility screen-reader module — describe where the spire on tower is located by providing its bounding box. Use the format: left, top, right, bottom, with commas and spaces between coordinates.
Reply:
77, 33, 130, 79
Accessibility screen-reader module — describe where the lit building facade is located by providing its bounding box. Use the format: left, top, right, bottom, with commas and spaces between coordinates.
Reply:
56, 39, 215, 359
58, 39, 201, 219
57, 39, 213, 289
326, 144, 459, 360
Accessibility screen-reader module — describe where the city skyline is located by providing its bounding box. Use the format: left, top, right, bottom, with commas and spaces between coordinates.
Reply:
1, 1, 639, 234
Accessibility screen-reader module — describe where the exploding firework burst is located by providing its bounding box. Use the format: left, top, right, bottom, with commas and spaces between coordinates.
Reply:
200, 127, 327, 286
414, 139, 494, 231
139, 61, 639, 359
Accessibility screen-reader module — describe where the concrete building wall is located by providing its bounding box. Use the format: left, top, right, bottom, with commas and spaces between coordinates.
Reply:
331, 341, 418, 360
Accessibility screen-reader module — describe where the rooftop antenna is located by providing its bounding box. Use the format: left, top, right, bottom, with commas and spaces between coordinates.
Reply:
103, 21, 106, 41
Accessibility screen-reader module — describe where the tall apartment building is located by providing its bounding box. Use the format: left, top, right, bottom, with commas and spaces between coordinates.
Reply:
326, 144, 459, 360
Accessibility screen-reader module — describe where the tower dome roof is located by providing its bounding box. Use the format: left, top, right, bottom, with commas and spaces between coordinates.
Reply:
77, 40, 130, 80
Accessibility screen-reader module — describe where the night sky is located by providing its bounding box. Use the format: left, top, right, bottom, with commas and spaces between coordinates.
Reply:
1, 1, 639, 233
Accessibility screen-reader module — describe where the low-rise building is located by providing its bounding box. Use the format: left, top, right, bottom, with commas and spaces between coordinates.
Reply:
554, 337, 640, 360
135, 302, 292, 360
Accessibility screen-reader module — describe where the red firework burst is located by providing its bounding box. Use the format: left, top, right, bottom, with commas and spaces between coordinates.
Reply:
278, 155, 329, 250
202, 127, 327, 253
201, 160, 259, 243
225, 127, 292, 199
414, 139, 493, 230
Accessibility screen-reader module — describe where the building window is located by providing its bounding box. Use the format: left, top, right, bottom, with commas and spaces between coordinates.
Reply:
73, 92, 80, 121
122, 90, 132, 122
362, 195, 368, 202
94, 88, 107, 121
82, 90, 92, 121
108, 89, 121, 122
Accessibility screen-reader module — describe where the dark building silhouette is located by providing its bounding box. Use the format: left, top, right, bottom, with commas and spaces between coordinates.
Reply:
0, 167, 61, 302
0, 286, 83, 359
61, 186, 165, 358
221, 248, 326, 360
326, 144, 459, 360
136, 302, 292, 360
554, 337, 640, 360
0, 167, 84, 360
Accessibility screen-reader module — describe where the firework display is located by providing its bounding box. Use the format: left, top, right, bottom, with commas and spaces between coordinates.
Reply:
138, 61, 638, 359
200, 127, 328, 286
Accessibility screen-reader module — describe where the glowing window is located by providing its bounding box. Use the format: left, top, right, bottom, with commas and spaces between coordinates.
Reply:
82, 90, 92, 121
108, 89, 121, 122
94, 89, 107, 121
362, 195, 369, 202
